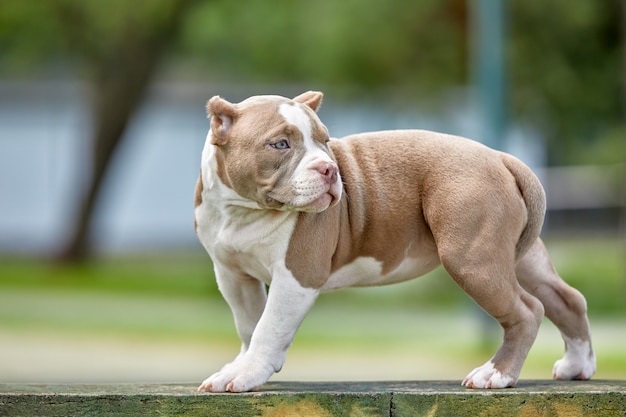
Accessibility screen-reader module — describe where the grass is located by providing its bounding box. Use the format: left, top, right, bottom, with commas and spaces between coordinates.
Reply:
1, 286, 625, 381
0, 235, 624, 314
0, 251, 216, 298
545, 235, 626, 315
0, 235, 624, 382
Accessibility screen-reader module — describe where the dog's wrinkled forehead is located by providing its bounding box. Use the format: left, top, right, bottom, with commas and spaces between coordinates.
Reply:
237, 95, 327, 142
278, 102, 313, 139
207, 92, 328, 148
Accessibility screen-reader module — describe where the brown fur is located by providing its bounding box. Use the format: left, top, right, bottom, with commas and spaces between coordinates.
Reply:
286, 130, 543, 290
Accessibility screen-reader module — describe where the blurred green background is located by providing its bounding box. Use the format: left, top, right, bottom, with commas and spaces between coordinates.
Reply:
0, 0, 624, 384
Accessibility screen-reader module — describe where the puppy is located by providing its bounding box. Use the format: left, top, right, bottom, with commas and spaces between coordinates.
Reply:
193, 91, 595, 392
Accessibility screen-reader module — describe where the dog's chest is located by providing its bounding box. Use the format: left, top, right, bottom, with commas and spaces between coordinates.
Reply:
195, 195, 297, 284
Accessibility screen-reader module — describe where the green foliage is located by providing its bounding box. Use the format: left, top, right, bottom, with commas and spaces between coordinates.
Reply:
0, 0, 622, 165
183, 0, 626, 165
180, 0, 467, 95
0, 1, 68, 72
0, 0, 195, 75
508, 1, 624, 165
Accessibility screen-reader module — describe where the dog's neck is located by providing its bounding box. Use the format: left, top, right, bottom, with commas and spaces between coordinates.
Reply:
199, 136, 301, 255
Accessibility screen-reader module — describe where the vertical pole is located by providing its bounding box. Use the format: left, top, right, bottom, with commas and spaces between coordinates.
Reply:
471, 0, 507, 150
470, 0, 508, 348
620, 0, 626, 295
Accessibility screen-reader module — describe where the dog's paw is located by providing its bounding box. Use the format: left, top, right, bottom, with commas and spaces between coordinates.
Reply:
462, 360, 516, 389
197, 357, 274, 393
553, 338, 596, 381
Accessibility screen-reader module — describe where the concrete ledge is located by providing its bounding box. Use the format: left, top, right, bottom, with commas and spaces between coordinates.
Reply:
1, 380, 624, 416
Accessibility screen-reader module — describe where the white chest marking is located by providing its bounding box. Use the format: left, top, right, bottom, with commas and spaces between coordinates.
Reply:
195, 131, 298, 285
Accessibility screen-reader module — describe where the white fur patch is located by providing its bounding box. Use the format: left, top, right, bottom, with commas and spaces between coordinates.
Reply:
553, 335, 596, 380
201, 131, 217, 189
279, 103, 313, 143
323, 257, 383, 290
462, 360, 516, 389
322, 256, 439, 291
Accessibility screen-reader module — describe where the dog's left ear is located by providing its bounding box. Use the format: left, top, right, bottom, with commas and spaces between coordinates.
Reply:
293, 91, 323, 112
207, 96, 238, 145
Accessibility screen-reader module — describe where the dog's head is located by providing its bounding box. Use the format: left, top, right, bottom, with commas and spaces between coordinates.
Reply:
205, 91, 342, 213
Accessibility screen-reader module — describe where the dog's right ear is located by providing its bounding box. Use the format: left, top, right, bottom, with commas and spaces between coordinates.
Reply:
207, 96, 238, 145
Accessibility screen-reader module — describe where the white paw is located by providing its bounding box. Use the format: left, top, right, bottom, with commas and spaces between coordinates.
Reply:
462, 360, 516, 389
553, 337, 596, 380
197, 356, 274, 393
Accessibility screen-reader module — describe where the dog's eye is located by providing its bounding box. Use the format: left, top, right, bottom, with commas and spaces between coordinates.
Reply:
271, 139, 290, 150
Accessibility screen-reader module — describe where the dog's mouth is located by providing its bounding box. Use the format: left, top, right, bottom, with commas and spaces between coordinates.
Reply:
304, 191, 339, 212
267, 186, 341, 213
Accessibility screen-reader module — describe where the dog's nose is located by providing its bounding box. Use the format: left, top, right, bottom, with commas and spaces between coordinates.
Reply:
314, 162, 338, 184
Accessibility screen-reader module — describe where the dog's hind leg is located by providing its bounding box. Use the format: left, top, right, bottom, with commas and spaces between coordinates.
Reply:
437, 234, 544, 388
515, 238, 596, 381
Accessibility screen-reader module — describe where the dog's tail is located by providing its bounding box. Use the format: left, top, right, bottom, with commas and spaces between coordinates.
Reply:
500, 153, 547, 260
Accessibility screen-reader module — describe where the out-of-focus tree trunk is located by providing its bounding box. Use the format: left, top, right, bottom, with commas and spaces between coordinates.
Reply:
55, 0, 198, 262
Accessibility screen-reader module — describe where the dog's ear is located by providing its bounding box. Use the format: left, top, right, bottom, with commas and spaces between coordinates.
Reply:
207, 96, 238, 145
293, 91, 323, 112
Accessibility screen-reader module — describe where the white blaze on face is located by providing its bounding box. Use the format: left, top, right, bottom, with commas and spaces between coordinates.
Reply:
278, 103, 336, 209
278, 103, 321, 155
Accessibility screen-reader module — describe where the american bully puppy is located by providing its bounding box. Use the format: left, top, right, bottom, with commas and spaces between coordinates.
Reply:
193, 91, 595, 393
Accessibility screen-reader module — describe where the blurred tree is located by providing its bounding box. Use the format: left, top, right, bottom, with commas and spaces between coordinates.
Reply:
0, 0, 200, 261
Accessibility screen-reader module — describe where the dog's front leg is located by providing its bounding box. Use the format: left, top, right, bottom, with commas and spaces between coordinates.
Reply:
213, 266, 268, 358
198, 266, 319, 393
